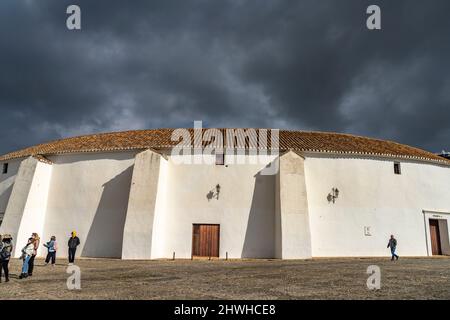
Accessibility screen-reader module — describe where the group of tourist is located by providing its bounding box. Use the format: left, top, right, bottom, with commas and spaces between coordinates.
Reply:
0, 231, 80, 282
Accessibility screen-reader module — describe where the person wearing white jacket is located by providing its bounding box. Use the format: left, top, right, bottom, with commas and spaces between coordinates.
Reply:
19, 238, 34, 279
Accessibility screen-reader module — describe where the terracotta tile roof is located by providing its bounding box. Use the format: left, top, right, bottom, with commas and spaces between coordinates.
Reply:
32, 154, 53, 165
0, 128, 448, 165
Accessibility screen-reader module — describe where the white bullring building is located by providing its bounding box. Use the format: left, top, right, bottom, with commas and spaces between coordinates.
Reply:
0, 128, 449, 259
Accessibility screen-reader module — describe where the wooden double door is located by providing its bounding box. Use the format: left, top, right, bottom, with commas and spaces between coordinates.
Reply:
192, 224, 220, 257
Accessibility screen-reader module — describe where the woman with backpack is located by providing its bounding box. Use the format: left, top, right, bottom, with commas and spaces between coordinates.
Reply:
43, 236, 57, 266
0, 234, 13, 283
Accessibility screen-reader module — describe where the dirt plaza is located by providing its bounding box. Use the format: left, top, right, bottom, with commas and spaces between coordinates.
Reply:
0, 257, 448, 300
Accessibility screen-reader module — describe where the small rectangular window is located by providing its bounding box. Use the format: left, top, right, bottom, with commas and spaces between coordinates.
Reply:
394, 162, 401, 175
0, 213, 3, 226
215, 153, 224, 165
2, 163, 8, 174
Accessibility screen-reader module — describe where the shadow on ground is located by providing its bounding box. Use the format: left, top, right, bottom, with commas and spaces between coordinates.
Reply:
0, 257, 449, 300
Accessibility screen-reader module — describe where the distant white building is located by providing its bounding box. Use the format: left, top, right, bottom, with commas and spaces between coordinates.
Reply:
439, 151, 450, 160
0, 128, 449, 259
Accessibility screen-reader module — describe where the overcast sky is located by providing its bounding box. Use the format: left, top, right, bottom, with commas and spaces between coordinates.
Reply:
0, 0, 449, 155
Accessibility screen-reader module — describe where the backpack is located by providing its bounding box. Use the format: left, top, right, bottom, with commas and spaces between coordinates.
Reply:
0, 248, 11, 261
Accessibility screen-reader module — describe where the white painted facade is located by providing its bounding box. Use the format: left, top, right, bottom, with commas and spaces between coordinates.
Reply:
0, 148, 449, 259
304, 154, 450, 257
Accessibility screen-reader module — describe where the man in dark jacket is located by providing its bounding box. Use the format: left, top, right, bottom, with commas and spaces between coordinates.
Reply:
387, 235, 399, 261
0, 234, 13, 282
68, 231, 80, 265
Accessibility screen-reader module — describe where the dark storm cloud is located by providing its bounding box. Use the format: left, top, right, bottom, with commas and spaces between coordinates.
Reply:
0, 0, 449, 155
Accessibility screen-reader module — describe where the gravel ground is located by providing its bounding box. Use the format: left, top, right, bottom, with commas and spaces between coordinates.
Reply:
0, 257, 449, 300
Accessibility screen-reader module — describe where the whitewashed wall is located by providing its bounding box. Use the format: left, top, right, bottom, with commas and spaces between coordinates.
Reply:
0, 159, 21, 214
42, 152, 136, 258
149, 156, 169, 258
156, 154, 278, 259
303, 154, 450, 257
2, 150, 449, 260
13, 160, 52, 257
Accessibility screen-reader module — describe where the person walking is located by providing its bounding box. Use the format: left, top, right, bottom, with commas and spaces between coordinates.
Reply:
43, 236, 57, 266
68, 231, 80, 265
0, 234, 13, 283
27, 233, 40, 277
387, 234, 399, 261
19, 238, 35, 279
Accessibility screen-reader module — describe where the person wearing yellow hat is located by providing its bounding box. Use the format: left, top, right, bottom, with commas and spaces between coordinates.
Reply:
68, 231, 80, 265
